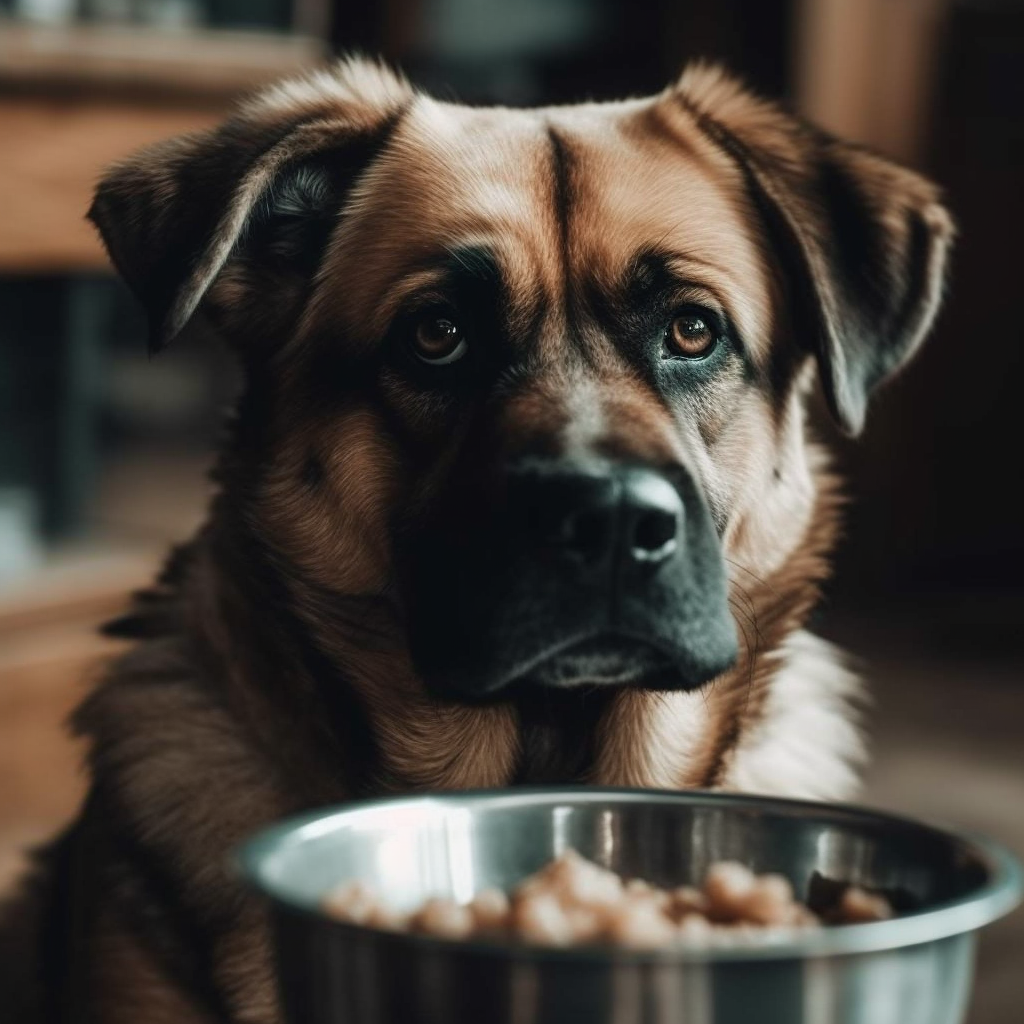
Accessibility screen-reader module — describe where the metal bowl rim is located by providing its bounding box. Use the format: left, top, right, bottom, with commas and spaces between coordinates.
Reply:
235, 787, 1022, 963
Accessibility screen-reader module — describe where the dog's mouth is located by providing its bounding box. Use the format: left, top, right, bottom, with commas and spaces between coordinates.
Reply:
519, 635, 679, 690
416, 620, 735, 703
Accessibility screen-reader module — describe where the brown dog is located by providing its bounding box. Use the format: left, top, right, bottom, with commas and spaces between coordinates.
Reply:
0, 59, 951, 1021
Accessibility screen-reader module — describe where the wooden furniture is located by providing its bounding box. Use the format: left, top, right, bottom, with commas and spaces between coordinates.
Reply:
0, 17, 327, 273
0, 18, 325, 535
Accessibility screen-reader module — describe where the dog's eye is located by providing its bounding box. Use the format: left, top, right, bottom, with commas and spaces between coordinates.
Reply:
665, 311, 718, 359
411, 314, 469, 365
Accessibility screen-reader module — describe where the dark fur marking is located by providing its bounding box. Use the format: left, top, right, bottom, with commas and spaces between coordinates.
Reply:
815, 156, 888, 315
443, 244, 504, 284
301, 453, 324, 489
545, 124, 581, 348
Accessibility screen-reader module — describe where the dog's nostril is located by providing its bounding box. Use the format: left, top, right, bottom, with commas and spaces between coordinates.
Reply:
563, 508, 611, 557
630, 508, 679, 563
511, 465, 683, 567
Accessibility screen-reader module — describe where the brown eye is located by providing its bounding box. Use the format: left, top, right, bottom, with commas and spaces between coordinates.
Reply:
412, 314, 469, 365
666, 312, 717, 358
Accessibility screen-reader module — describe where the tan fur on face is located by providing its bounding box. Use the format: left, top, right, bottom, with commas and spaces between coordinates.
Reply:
594, 373, 689, 465
721, 367, 819, 579
296, 88, 779, 360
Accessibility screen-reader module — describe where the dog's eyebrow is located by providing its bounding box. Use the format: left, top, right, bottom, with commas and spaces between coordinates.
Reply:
615, 247, 768, 361
396, 244, 503, 288
374, 245, 505, 325
627, 248, 729, 289
624, 249, 731, 310
441, 244, 503, 283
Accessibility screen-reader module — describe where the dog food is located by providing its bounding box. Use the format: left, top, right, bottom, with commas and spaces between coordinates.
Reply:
321, 849, 893, 948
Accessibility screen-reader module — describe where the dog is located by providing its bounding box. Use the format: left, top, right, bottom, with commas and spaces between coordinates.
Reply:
0, 58, 952, 1022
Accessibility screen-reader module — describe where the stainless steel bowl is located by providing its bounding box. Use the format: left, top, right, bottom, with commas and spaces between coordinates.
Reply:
237, 788, 1021, 1024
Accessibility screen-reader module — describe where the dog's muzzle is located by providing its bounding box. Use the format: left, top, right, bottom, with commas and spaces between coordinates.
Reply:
407, 460, 738, 699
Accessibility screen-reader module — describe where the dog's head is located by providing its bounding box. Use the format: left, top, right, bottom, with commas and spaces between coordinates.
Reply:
90, 60, 952, 702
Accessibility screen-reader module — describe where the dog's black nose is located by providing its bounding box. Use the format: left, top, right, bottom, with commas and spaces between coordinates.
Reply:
514, 466, 682, 567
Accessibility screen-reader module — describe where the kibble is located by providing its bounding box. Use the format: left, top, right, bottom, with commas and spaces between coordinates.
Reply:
321, 850, 895, 949
469, 887, 510, 933
409, 897, 474, 940
836, 885, 893, 924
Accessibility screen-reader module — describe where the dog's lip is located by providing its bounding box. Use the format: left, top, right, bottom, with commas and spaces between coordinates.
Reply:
426, 627, 736, 700
523, 634, 674, 688
477, 630, 681, 694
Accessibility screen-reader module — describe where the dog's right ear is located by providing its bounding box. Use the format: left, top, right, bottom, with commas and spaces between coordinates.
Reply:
667, 65, 954, 436
88, 59, 412, 353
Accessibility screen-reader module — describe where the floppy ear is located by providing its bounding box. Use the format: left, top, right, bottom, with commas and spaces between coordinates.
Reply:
87, 58, 412, 353
670, 66, 954, 435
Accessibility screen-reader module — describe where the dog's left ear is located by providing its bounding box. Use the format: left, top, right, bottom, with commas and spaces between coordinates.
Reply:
670, 67, 955, 435
88, 58, 412, 353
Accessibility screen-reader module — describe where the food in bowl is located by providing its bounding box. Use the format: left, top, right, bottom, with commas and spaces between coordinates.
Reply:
321, 849, 892, 949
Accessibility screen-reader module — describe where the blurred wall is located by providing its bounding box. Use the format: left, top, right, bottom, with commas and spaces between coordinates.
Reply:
821, 1, 1024, 611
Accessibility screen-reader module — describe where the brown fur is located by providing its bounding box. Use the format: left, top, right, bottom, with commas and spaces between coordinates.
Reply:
0, 58, 951, 1021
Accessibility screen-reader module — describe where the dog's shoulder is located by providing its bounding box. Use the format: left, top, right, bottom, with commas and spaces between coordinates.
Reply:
73, 633, 294, 905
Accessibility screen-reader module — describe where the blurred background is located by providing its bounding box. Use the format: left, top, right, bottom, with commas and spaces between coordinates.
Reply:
0, 0, 1021, 1019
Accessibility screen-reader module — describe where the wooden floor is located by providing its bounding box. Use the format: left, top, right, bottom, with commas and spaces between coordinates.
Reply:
1, 539, 1021, 1021
0, 545, 153, 890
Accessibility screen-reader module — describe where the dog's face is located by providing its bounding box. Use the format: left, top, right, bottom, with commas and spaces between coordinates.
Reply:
90, 62, 952, 703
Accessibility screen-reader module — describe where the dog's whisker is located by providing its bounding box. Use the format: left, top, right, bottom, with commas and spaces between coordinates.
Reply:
725, 557, 779, 596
